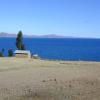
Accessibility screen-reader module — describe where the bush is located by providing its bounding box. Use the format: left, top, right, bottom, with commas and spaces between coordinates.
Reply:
0, 52, 3, 57
8, 49, 13, 57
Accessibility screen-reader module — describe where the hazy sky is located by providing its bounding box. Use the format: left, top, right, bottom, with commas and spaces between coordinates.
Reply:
0, 0, 100, 38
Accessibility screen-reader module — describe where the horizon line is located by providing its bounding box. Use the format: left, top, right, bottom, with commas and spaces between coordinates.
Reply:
0, 32, 100, 39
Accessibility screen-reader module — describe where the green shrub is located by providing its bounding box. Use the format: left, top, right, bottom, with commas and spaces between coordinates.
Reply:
8, 49, 13, 57
0, 52, 3, 57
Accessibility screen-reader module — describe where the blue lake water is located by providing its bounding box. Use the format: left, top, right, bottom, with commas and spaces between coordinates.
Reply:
0, 38, 100, 61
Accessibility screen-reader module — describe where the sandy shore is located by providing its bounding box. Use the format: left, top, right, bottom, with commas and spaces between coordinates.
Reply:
0, 58, 100, 100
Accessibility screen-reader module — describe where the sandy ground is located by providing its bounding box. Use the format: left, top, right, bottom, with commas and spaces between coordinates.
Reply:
0, 58, 100, 100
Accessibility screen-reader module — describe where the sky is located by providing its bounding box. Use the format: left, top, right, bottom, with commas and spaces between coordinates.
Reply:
0, 0, 100, 38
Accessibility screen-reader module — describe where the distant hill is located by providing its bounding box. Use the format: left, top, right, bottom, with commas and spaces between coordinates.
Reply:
0, 32, 16, 37
0, 32, 99, 39
0, 32, 67, 38
31, 34, 68, 38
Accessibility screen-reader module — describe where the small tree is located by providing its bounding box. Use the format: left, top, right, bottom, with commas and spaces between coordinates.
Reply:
0, 52, 3, 57
8, 49, 13, 57
16, 31, 25, 50
0, 49, 4, 57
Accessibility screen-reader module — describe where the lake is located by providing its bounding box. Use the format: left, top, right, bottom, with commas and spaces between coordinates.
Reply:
0, 38, 100, 61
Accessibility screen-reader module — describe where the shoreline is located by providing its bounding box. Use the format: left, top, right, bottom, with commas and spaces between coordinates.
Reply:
1, 57, 100, 63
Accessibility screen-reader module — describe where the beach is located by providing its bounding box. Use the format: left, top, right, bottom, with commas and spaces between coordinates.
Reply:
0, 58, 100, 100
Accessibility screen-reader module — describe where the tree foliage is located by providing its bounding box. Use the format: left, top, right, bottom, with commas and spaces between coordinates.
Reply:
8, 49, 13, 57
16, 31, 25, 50
0, 49, 4, 57
0, 52, 3, 57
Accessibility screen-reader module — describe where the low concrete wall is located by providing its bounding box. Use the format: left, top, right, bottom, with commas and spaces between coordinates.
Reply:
15, 54, 30, 58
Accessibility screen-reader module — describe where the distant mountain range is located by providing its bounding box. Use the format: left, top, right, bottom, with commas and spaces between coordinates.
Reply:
0, 32, 16, 37
0, 32, 68, 38
0, 32, 98, 39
